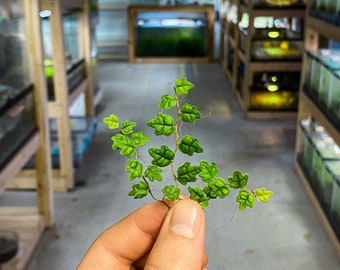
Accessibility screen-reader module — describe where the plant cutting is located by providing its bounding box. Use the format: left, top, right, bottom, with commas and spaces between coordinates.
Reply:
103, 77, 273, 210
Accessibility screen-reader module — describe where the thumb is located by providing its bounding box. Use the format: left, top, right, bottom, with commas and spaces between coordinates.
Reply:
145, 199, 206, 270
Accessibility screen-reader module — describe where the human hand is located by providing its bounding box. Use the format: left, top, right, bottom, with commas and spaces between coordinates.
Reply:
77, 198, 207, 270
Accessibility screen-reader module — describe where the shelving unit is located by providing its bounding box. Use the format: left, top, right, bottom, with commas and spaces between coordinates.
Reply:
220, 0, 306, 119
220, 0, 240, 87
294, 1, 340, 258
10, 0, 96, 192
0, 0, 53, 269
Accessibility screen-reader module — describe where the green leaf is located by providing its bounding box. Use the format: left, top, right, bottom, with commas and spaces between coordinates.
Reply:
236, 190, 255, 210
147, 113, 175, 136
254, 188, 273, 203
188, 186, 209, 209
158, 94, 176, 110
148, 145, 175, 167
180, 103, 202, 123
199, 161, 219, 182
128, 181, 149, 199
132, 131, 150, 147
178, 135, 204, 156
111, 134, 135, 157
162, 185, 180, 201
121, 120, 136, 134
203, 177, 229, 199
144, 165, 163, 182
125, 160, 143, 180
174, 77, 195, 95
177, 162, 202, 185
103, 114, 119, 129
228, 170, 248, 189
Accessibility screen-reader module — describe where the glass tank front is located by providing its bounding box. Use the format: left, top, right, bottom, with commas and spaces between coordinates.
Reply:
240, 0, 305, 8
310, 0, 340, 26
41, 11, 85, 100
239, 14, 304, 60
134, 11, 208, 57
303, 49, 340, 128
330, 165, 340, 240
249, 71, 300, 110
0, 0, 37, 170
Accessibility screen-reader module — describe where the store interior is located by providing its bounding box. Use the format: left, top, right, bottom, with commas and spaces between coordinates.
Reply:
0, 0, 340, 269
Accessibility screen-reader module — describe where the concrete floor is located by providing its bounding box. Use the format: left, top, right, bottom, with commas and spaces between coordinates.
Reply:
1, 62, 339, 269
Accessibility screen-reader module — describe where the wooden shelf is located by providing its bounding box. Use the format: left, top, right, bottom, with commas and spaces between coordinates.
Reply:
221, 0, 305, 119
0, 208, 44, 270
306, 16, 340, 43
13, 0, 96, 192
0, 133, 39, 194
0, 0, 54, 268
294, 1, 340, 260
299, 91, 340, 146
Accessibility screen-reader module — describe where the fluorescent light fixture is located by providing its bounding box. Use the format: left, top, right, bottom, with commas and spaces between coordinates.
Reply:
39, 10, 51, 18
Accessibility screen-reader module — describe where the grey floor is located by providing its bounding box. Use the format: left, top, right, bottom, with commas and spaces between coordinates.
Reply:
2, 62, 339, 269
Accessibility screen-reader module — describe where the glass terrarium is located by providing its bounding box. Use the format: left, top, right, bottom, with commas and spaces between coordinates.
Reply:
0, 86, 36, 170
327, 70, 340, 125
249, 71, 300, 110
0, 0, 37, 170
239, 15, 304, 60
134, 11, 208, 57
304, 49, 340, 102
330, 161, 340, 240
41, 11, 86, 100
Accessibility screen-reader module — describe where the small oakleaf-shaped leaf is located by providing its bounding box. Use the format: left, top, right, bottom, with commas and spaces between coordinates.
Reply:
254, 188, 273, 203
178, 135, 204, 156
236, 190, 255, 211
162, 185, 180, 201
188, 186, 209, 209
125, 160, 143, 180
199, 161, 219, 182
144, 165, 163, 182
158, 94, 176, 110
204, 178, 229, 199
103, 114, 119, 129
180, 103, 202, 123
147, 113, 175, 136
111, 134, 135, 157
148, 145, 175, 167
121, 120, 136, 134
132, 131, 150, 147
128, 181, 149, 199
177, 162, 202, 185
228, 170, 248, 189
174, 77, 195, 95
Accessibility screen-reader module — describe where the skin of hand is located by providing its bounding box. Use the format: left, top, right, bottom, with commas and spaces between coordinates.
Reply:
77, 198, 208, 270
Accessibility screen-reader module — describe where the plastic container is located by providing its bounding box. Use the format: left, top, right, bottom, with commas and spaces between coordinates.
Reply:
25, 117, 98, 168
321, 161, 340, 216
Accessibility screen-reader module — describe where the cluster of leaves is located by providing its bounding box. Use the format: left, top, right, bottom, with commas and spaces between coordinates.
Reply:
103, 78, 273, 209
